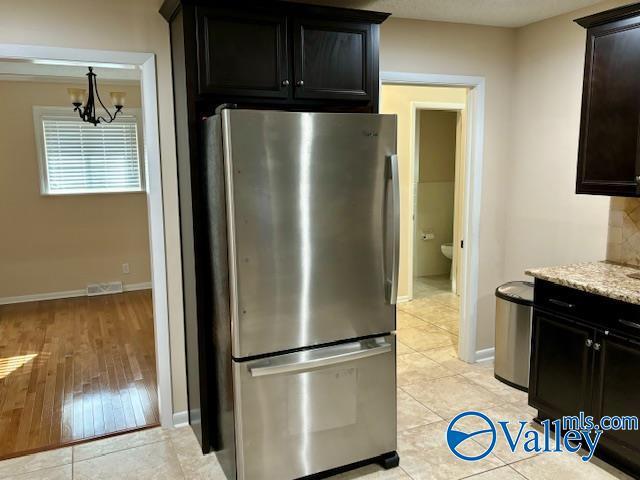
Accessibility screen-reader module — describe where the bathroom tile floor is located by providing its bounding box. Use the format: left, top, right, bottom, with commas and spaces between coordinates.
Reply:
413, 275, 453, 300
0, 296, 630, 479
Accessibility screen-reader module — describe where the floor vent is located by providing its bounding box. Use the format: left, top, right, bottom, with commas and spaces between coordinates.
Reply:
86, 281, 124, 297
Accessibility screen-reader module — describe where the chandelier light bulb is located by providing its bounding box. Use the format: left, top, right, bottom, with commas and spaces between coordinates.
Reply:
110, 91, 126, 109
67, 88, 86, 106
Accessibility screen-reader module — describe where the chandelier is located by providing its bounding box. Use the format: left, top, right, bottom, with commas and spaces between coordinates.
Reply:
67, 67, 126, 126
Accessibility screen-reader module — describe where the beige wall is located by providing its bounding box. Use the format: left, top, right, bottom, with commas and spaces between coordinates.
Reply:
381, 19, 516, 349
0, 80, 151, 297
419, 110, 457, 183
416, 110, 457, 277
504, 0, 628, 281
0, 0, 187, 414
382, 6, 625, 350
380, 84, 467, 296
0, 0, 626, 410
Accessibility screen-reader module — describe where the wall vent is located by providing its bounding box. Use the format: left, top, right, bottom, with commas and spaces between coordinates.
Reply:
86, 281, 124, 297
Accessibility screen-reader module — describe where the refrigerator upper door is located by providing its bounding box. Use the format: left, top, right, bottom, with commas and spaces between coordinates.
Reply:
221, 109, 398, 358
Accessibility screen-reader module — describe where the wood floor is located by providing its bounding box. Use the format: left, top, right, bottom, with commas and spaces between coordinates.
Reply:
0, 290, 158, 459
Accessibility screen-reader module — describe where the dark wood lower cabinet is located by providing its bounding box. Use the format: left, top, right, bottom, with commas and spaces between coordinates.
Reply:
591, 333, 640, 472
530, 281, 640, 475
529, 311, 594, 419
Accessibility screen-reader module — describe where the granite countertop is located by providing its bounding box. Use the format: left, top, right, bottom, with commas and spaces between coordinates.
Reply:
525, 261, 640, 306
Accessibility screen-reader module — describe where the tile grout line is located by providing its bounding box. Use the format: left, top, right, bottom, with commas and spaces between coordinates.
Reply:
400, 371, 525, 425
504, 463, 532, 479
399, 370, 460, 388
399, 373, 479, 421
0, 455, 73, 480
456, 462, 529, 480
398, 305, 461, 338
398, 381, 450, 420
400, 294, 460, 312
398, 296, 460, 313
503, 452, 542, 468
166, 434, 188, 480
71, 435, 168, 464
399, 465, 418, 480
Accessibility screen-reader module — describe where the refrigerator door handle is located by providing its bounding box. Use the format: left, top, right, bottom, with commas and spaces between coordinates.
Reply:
248, 342, 392, 377
386, 154, 400, 305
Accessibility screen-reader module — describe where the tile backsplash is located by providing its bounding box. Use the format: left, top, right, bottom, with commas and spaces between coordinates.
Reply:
607, 197, 640, 267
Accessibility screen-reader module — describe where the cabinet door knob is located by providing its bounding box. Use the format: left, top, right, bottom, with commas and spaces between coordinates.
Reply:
282, 79, 290, 86
296, 80, 304, 87
586, 339, 593, 348
594, 343, 601, 351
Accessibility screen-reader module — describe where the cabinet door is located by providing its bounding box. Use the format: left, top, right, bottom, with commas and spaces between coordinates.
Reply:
591, 333, 640, 466
529, 310, 595, 418
196, 9, 289, 98
293, 18, 371, 101
576, 17, 640, 196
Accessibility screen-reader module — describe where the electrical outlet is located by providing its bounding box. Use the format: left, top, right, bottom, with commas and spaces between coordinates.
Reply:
122, 263, 130, 274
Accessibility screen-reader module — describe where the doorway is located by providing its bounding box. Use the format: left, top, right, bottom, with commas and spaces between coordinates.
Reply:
380, 73, 486, 364
0, 45, 172, 459
412, 105, 466, 302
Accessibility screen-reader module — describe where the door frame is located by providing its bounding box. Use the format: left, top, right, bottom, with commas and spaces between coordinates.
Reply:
380, 72, 486, 364
0, 43, 173, 426
410, 101, 466, 297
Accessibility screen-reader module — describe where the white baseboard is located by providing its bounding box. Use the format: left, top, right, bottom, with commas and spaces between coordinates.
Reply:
172, 410, 189, 428
475, 347, 495, 363
0, 282, 152, 305
396, 295, 412, 304
125, 282, 153, 292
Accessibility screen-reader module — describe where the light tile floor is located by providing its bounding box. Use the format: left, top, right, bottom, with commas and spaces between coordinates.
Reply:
0, 294, 631, 479
413, 275, 453, 299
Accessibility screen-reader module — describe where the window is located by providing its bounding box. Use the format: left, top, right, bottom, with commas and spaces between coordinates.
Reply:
33, 107, 144, 195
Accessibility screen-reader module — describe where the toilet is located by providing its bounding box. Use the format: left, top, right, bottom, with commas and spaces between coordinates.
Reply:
440, 242, 453, 260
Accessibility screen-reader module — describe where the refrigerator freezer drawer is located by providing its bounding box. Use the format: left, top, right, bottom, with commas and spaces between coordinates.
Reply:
232, 335, 397, 480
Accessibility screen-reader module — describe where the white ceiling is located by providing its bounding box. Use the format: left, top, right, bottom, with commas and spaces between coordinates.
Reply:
0, 59, 140, 85
286, 0, 603, 27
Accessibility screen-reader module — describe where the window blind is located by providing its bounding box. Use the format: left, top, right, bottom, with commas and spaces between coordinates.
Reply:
40, 115, 142, 194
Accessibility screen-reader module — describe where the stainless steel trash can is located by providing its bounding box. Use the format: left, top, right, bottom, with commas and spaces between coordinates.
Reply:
494, 281, 534, 392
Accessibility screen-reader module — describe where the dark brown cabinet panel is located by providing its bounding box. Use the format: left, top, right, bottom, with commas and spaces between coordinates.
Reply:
529, 311, 594, 419
592, 333, 640, 470
293, 19, 372, 101
161, 0, 389, 455
575, 4, 640, 196
530, 279, 640, 475
197, 9, 289, 98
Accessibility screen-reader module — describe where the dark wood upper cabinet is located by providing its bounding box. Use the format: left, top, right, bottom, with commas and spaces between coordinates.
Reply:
197, 9, 289, 98
293, 19, 372, 101
163, 0, 388, 110
160, 0, 389, 455
575, 3, 640, 196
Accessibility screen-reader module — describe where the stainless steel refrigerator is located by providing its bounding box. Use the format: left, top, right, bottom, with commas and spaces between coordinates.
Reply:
204, 108, 399, 480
